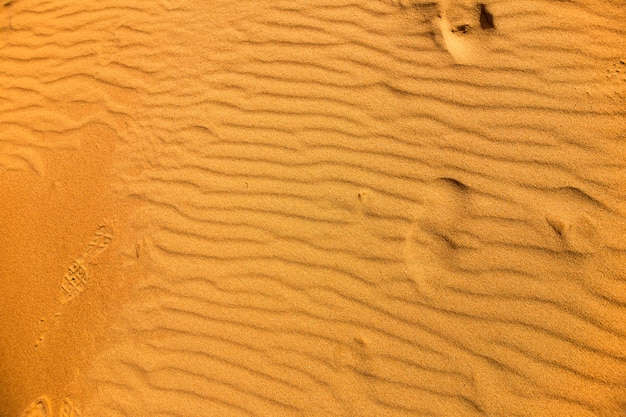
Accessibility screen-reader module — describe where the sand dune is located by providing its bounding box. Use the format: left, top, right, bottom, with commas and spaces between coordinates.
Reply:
1, 0, 625, 416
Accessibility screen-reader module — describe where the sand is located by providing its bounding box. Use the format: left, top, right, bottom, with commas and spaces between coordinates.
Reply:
1, 0, 625, 416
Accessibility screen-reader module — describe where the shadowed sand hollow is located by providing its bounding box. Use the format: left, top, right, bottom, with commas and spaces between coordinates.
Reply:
1, 0, 625, 416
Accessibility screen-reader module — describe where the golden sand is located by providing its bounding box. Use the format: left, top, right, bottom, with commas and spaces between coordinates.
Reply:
1, 0, 625, 416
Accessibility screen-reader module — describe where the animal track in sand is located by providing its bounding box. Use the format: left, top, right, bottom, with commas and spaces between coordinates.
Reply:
432, 0, 496, 64
60, 224, 113, 304
404, 178, 605, 300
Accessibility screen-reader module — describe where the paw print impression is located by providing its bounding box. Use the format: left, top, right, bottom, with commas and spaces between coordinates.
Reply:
404, 179, 611, 303
433, 0, 497, 64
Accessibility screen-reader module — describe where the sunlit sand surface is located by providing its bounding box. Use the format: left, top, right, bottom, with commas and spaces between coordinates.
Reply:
1, 0, 625, 416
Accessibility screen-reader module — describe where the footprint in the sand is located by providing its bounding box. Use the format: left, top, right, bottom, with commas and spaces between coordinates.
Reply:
20, 396, 51, 417
60, 258, 89, 304
83, 224, 113, 260
21, 397, 82, 417
404, 178, 605, 299
60, 224, 113, 304
60, 397, 82, 417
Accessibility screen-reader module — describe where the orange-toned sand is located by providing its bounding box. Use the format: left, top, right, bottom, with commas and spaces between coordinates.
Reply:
1, 0, 625, 416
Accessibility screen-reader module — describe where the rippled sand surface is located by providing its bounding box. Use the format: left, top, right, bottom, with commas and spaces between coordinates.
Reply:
1, 1, 625, 416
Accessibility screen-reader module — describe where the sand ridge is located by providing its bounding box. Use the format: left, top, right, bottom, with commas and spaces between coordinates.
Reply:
1, 0, 625, 416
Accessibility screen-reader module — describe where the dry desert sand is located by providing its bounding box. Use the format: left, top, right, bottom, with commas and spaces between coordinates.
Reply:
1, 0, 625, 416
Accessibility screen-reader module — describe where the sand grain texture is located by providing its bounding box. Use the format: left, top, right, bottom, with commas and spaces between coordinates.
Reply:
1, 0, 625, 416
